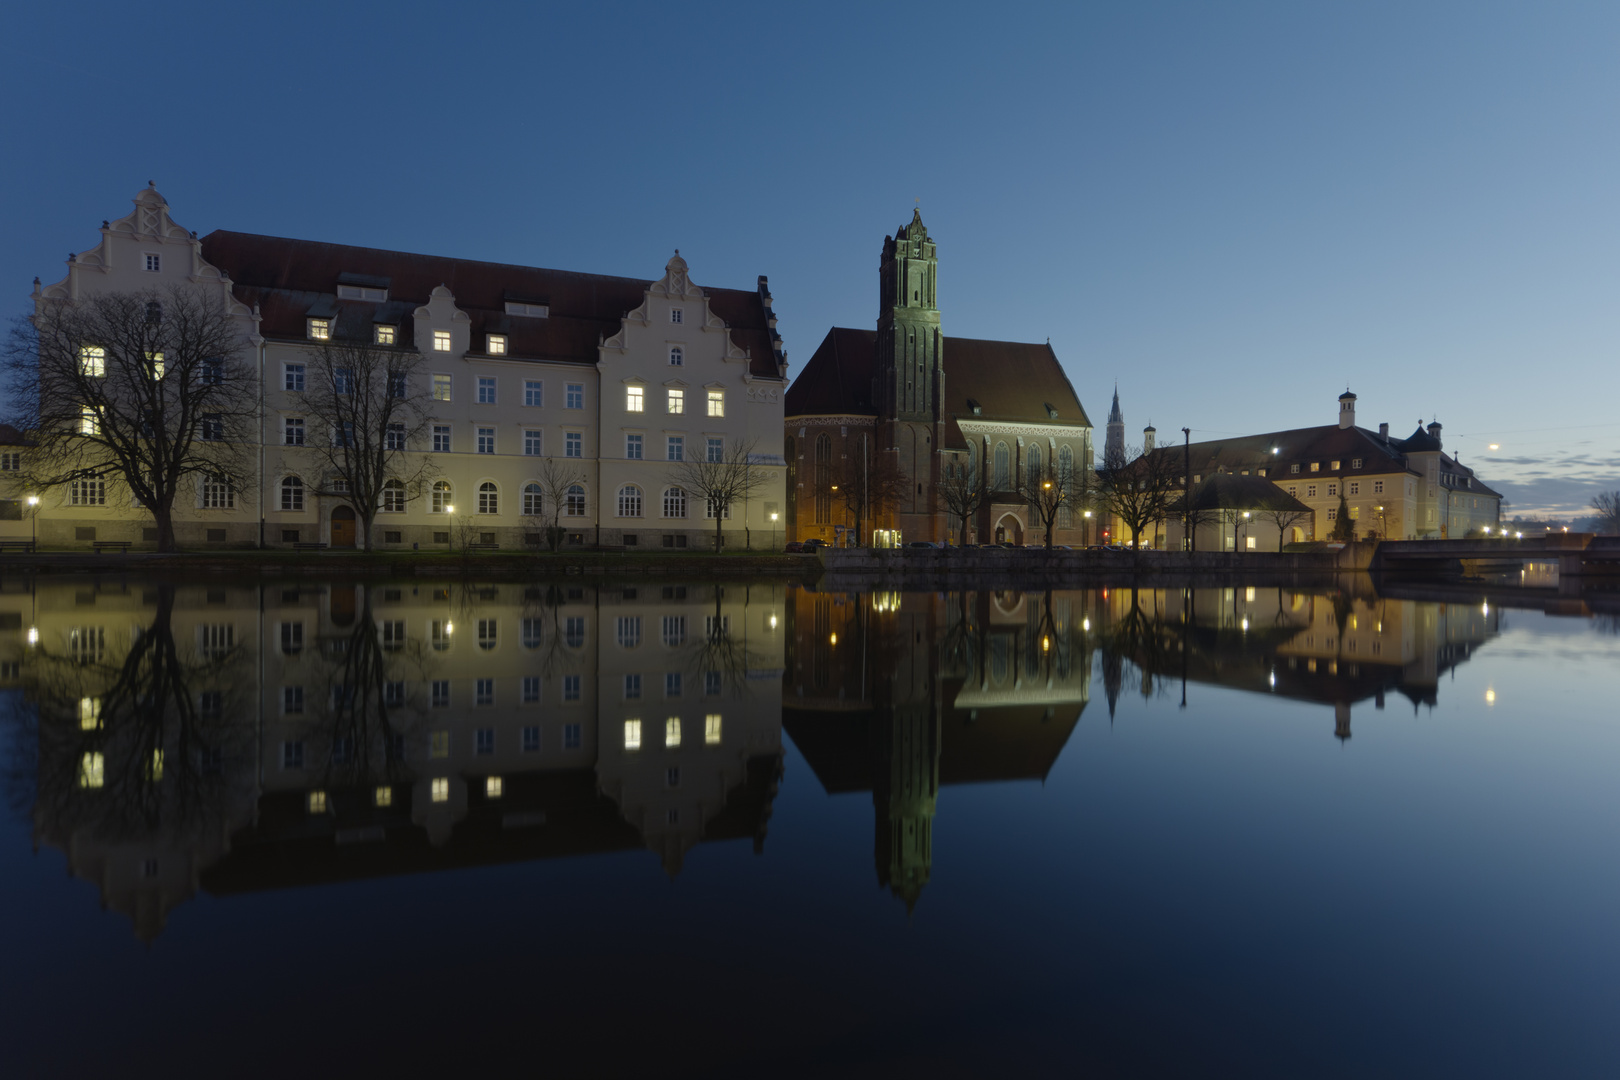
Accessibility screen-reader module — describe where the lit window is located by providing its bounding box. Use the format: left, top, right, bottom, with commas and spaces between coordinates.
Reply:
308, 791, 327, 814
486, 776, 503, 798
477, 427, 495, 455
618, 485, 643, 517
79, 697, 101, 730
524, 429, 542, 456
668, 389, 685, 414
144, 253, 161, 272
524, 380, 543, 406
431, 777, 449, 803
1331, 460, 1341, 470
669, 346, 683, 366
375, 786, 392, 807
707, 390, 724, 417
375, 324, 396, 345
430, 730, 450, 758
78, 752, 104, 789
487, 335, 507, 355
80, 407, 99, 436
308, 319, 330, 340
705, 714, 721, 745
665, 717, 681, 748
78, 346, 105, 377
626, 434, 643, 460
626, 386, 644, 412
433, 330, 452, 352
566, 383, 584, 409
1310, 462, 1320, 472
667, 436, 684, 462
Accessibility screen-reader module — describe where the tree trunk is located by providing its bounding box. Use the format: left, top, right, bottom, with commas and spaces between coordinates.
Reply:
154, 500, 178, 553
714, 509, 724, 553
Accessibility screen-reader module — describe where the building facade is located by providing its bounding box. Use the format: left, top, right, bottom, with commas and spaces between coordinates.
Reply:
5, 186, 788, 549
784, 211, 1094, 547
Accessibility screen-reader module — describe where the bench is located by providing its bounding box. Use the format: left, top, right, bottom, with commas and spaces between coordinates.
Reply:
467, 542, 500, 552
91, 540, 132, 554
0, 540, 36, 554
293, 542, 328, 551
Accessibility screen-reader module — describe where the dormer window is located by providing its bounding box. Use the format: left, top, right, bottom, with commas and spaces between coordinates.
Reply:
487, 334, 508, 355
308, 319, 330, 341
1330, 460, 1341, 470
433, 330, 451, 352
670, 308, 683, 325
1045, 403, 1059, 419
505, 301, 549, 318
1351, 457, 1362, 469
1290, 463, 1300, 474
967, 398, 982, 415
1310, 462, 1320, 472
375, 324, 396, 346
337, 284, 387, 302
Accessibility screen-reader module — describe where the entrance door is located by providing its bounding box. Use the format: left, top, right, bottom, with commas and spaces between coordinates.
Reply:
331, 506, 357, 548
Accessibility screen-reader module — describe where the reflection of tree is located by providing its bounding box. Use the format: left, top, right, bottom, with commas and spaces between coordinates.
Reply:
681, 585, 770, 699
297, 586, 429, 791
1095, 587, 1182, 706
518, 584, 585, 683
18, 584, 253, 842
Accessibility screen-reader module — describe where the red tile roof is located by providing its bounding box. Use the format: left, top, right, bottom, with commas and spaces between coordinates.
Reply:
199, 231, 782, 377
785, 328, 1092, 429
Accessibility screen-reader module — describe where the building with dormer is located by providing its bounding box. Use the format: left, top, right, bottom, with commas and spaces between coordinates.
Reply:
7, 186, 788, 549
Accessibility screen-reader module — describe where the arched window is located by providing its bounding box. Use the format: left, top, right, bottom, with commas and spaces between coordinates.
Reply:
1026, 445, 1042, 491
1059, 444, 1075, 482
566, 485, 586, 516
663, 486, 687, 518
280, 475, 304, 512
478, 482, 498, 515
381, 479, 405, 513
994, 442, 1010, 490
618, 485, 642, 517
431, 480, 453, 513
522, 483, 543, 516
814, 433, 832, 524
669, 346, 683, 366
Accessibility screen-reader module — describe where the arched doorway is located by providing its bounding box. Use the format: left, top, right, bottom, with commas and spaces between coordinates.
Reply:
331, 505, 357, 549
994, 514, 1023, 546
1290, 526, 1306, 544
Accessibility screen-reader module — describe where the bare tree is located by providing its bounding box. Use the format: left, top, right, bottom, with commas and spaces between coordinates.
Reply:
935, 451, 989, 546
3, 287, 256, 551
1591, 491, 1620, 535
294, 333, 434, 550
533, 457, 587, 551
667, 438, 772, 552
817, 446, 906, 547
1260, 504, 1314, 551
1021, 455, 1076, 549
1097, 445, 1181, 549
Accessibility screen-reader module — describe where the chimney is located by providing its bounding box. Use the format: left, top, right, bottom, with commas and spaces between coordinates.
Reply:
1379, 422, 1389, 440
1338, 389, 1357, 430
1427, 420, 1442, 447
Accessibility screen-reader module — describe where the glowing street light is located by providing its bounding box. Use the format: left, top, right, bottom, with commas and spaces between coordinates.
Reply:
25, 495, 39, 549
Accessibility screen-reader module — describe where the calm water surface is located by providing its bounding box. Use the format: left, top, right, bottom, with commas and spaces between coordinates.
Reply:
1, 574, 1617, 1078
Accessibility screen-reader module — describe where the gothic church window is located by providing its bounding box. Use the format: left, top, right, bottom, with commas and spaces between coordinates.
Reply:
994, 443, 1010, 490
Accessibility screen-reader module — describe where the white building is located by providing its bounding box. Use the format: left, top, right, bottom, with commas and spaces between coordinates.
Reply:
12, 186, 788, 550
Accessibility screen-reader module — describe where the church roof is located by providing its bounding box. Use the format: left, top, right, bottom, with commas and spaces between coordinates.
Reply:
785, 328, 1092, 428
199, 231, 782, 377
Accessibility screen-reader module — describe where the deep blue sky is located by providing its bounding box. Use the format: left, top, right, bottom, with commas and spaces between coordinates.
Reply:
3, 1, 1616, 515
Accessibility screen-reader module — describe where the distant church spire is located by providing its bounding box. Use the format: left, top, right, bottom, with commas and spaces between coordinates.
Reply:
1104, 384, 1126, 469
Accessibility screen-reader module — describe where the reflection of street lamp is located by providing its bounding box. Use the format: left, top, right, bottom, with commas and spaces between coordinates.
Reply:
26, 495, 39, 549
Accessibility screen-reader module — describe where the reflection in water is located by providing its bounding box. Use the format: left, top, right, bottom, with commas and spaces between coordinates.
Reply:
0, 576, 1507, 937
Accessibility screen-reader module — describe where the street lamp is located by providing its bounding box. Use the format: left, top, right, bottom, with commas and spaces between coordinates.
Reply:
1241, 510, 1250, 552
445, 505, 455, 552
26, 495, 39, 550
769, 510, 779, 550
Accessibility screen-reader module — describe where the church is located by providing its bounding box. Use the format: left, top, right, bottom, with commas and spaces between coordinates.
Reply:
784, 211, 1094, 546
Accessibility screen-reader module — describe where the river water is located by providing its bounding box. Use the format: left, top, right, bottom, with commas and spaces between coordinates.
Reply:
1, 574, 1616, 1077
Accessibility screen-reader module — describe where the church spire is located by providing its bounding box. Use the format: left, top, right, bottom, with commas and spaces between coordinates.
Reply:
1104, 384, 1126, 468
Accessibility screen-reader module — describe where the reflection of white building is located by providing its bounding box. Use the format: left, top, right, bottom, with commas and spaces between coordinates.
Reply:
2, 579, 785, 938
7, 186, 788, 550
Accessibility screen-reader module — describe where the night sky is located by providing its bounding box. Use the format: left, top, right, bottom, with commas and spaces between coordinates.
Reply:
3, 1, 1616, 516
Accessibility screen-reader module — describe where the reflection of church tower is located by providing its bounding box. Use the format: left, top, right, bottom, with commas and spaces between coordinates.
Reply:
1104, 386, 1125, 469
872, 699, 940, 912
1103, 650, 1124, 719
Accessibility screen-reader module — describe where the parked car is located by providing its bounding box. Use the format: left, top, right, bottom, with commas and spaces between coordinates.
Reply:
783, 541, 806, 553
906, 540, 942, 550
802, 537, 830, 550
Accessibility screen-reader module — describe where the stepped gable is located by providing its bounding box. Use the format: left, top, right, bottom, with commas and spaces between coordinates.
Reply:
199, 231, 780, 377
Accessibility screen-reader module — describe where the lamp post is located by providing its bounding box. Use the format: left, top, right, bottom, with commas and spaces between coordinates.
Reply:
769, 510, 779, 551
445, 505, 455, 553
1083, 509, 1092, 547
1241, 510, 1250, 552
26, 495, 39, 550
